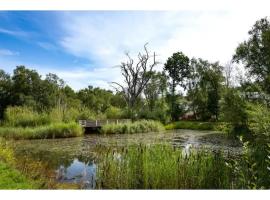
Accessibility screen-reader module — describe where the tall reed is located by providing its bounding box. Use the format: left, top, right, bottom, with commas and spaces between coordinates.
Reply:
101, 120, 165, 134
95, 144, 233, 189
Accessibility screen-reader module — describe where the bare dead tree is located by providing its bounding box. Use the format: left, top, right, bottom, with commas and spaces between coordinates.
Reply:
111, 44, 159, 117
224, 61, 233, 88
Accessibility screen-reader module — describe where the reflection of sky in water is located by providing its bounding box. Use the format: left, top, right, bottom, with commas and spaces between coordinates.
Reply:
12, 129, 243, 189
56, 158, 97, 189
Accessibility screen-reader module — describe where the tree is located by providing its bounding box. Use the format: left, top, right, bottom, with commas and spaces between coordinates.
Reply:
0, 70, 12, 118
112, 44, 158, 119
164, 52, 190, 121
11, 66, 43, 108
187, 58, 224, 120
233, 17, 270, 94
143, 71, 167, 112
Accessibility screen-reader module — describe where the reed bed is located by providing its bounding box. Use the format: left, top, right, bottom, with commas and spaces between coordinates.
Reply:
95, 144, 234, 189
101, 120, 165, 134
165, 121, 228, 132
0, 122, 83, 140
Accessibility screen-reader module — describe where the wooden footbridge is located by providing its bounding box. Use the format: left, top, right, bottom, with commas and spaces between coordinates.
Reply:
78, 119, 131, 128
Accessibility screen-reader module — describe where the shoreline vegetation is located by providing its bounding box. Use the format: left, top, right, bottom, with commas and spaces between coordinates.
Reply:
0, 122, 83, 140
165, 121, 229, 132
95, 144, 258, 189
100, 120, 165, 134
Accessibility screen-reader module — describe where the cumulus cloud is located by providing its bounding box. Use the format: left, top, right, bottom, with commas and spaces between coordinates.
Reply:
58, 10, 270, 68
1, 9, 270, 91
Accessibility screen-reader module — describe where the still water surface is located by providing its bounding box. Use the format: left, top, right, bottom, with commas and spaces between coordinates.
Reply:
12, 130, 242, 189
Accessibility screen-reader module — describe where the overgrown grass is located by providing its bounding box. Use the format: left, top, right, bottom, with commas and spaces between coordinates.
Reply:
95, 144, 234, 189
165, 121, 228, 132
0, 162, 39, 189
4, 106, 51, 127
0, 138, 39, 189
0, 122, 83, 140
100, 120, 165, 134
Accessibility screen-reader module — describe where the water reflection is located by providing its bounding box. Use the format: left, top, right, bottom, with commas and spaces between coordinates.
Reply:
56, 159, 97, 189
11, 129, 242, 189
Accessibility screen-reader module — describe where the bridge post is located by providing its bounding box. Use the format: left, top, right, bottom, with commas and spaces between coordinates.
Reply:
107, 119, 108, 124
117, 119, 118, 124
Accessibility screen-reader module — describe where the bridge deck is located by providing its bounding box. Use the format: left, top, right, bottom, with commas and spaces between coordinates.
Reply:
78, 119, 131, 128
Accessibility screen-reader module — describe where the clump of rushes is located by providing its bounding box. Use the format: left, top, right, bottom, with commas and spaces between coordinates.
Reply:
95, 144, 233, 189
100, 120, 165, 134
0, 122, 83, 140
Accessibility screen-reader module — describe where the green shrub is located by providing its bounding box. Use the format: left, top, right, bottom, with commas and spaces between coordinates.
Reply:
0, 122, 83, 139
101, 120, 165, 134
105, 106, 123, 119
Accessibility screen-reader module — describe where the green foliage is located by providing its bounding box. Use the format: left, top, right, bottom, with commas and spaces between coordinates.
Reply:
96, 144, 232, 189
105, 106, 123, 119
0, 139, 39, 189
220, 88, 248, 136
0, 122, 83, 139
0, 162, 38, 189
187, 58, 224, 121
0, 70, 12, 119
4, 106, 51, 127
233, 17, 270, 94
164, 52, 190, 121
245, 104, 270, 187
165, 121, 226, 131
101, 120, 165, 134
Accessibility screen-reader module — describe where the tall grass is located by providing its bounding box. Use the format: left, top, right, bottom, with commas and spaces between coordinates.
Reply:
95, 144, 233, 189
101, 120, 165, 134
4, 106, 51, 127
0, 122, 83, 140
165, 121, 228, 132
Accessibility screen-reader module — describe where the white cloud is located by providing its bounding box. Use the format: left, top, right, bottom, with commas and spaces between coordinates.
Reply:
2, 10, 270, 91
37, 42, 58, 51
0, 48, 19, 56
0, 56, 121, 91
59, 10, 270, 67
0, 28, 28, 38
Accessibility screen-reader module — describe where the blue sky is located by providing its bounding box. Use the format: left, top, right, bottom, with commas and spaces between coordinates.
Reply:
0, 11, 269, 90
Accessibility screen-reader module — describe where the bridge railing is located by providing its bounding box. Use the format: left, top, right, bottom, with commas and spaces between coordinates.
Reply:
78, 119, 131, 127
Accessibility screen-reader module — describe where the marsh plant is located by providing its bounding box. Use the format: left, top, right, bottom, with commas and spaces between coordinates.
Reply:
95, 144, 234, 189
100, 120, 165, 134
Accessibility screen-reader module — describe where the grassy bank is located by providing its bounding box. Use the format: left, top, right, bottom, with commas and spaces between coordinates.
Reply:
0, 162, 38, 189
0, 122, 83, 140
165, 121, 228, 132
100, 120, 165, 134
95, 144, 234, 189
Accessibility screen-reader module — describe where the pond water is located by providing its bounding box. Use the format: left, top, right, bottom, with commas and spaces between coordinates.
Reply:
11, 129, 242, 189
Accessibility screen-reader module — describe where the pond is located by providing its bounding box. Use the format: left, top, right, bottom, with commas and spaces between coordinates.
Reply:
11, 129, 242, 189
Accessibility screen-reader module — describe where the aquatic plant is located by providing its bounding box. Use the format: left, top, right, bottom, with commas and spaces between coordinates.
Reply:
0, 122, 83, 140
165, 121, 227, 132
4, 106, 51, 127
95, 144, 233, 189
100, 120, 165, 134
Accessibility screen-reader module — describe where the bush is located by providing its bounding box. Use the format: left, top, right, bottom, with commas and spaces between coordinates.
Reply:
105, 106, 123, 119
101, 120, 165, 134
0, 122, 83, 139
